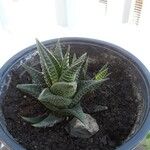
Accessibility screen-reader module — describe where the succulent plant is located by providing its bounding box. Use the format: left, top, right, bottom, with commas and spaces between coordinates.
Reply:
17, 39, 109, 128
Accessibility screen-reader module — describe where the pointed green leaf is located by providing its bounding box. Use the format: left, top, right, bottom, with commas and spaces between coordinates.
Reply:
70, 53, 77, 65
73, 53, 87, 81
61, 45, 70, 72
32, 114, 63, 127
36, 39, 51, 86
95, 63, 110, 80
74, 53, 87, 63
61, 103, 86, 124
59, 62, 82, 82
22, 64, 45, 85
40, 102, 60, 112
53, 40, 63, 63
70, 79, 108, 107
60, 53, 87, 82
41, 64, 52, 87
77, 57, 89, 80
82, 57, 89, 79
50, 81, 77, 98
21, 113, 47, 124
36, 39, 60, 85
38, 88, 72, 108
17, 84, 43, 98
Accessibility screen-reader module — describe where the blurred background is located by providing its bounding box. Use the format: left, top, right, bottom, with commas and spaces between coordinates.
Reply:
0, 0, 150, 69
0, 0, 150, 149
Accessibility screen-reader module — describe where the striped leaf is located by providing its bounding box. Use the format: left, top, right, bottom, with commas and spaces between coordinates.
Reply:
36, 40, 52, 86
32, 114, 63, 127
21, 113, 47, 124
41, 63, 52, 87
53, 40, 63, 63
70, 79, 108, 107
95, 63, 110, 80
17, 84, 43, 98
61, 45, 70, 73
76, 57, 89, 80
38, 88, 72, 108
60, 53, 87, 82
36, 39, 60, 85
59, 61, 83, 82
70, 53, 77, 65
82, 57, 89, 79
73, 53, 87, 80
74, 53, 87, 64
22, 64, 45, 85
50, 81, 77, 98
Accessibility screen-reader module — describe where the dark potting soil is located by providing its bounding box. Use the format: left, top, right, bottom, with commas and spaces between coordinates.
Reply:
1, 44, 144, 150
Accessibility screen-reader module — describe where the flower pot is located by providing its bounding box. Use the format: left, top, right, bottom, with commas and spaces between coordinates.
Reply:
0, 37, 150, 150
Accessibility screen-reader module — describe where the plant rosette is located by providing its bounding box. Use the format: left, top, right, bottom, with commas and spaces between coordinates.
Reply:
0, 38, 150, 150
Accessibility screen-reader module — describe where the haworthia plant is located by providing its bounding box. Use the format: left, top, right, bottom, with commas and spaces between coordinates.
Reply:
17, 39, 109, 134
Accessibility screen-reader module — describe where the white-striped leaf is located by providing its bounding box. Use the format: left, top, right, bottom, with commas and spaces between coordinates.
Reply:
61, 45, 70, 73
36, 39, 60, 85
70, 53, 77, 65
95, 63, 110, 80
50, 81, 77, 98
59, 62, 82, 82
53, 40, 63, 63
75, 57, 89, 81
38, 88, 72, 108
70, 79, 108, 107
81, 57, 89, 80
59, 53, 87, 82
74, 53, 87, 64
41, 63, 52, 87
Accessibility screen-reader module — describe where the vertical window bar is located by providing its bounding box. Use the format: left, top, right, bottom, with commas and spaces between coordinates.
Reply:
99, 0, 107, 14
55, 0, 68, 27
133, 0, 143, 25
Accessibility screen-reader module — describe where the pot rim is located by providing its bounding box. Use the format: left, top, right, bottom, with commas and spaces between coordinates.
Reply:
0, 37, 150, 150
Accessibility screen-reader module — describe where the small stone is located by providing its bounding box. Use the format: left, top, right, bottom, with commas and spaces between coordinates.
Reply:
34, 145, 37, 149
23, 95, 27, 98
66, 114, 99, 138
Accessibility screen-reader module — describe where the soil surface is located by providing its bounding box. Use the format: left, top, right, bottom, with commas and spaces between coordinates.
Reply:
1, 43, 143, 150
